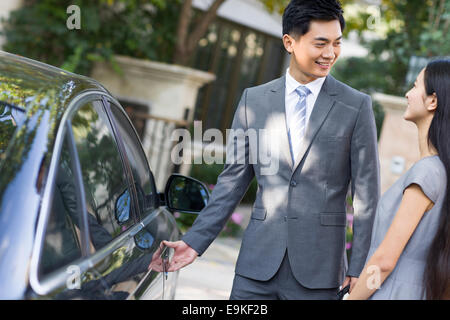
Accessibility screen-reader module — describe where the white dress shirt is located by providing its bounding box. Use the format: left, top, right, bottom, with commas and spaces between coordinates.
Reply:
285, 68, 326, 143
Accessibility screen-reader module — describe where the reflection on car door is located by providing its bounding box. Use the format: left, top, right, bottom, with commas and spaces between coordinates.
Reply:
104, 97, 181, 299
68, 98, 167, 299
35, 95, 179, 300
33, 117, 134, 299
36, 131, 94, 299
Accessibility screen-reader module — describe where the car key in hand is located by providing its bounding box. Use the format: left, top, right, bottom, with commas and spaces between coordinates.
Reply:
160, 243, 169, 280
160, 242, 170, 300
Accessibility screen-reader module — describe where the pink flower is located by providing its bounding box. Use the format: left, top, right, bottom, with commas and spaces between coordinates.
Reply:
208, 184, 216, 191
174, 212, 181, 218
346, 213, 353, 228
231, 212, 243, 225
346, 242, 352, 250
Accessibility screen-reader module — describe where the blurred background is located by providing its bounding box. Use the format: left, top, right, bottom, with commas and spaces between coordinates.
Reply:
0, 0, 449, 299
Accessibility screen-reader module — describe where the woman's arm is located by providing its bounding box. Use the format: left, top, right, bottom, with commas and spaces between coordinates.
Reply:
347, 183, 434, 300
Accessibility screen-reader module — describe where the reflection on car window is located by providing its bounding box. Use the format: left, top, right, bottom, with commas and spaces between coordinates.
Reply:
71, 101, 133, 250
169, 177, 207, 212
108, 102, 157, 217
40, 135, 82, 276
115, 189, 131, 224
0, 102, 26, 158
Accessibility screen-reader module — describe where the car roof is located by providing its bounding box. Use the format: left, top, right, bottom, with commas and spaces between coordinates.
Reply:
0, 50, 108, 113
0, 50, 111, 182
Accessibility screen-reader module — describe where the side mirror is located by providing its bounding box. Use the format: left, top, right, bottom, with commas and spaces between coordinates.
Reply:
115, 189, 131, 224
164, 174, 210, 214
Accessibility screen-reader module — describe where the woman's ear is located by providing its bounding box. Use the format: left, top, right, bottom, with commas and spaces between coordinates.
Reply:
427, 92, 438, 112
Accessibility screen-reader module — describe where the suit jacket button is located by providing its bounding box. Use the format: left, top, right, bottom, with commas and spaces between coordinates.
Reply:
290, 180, 297, 187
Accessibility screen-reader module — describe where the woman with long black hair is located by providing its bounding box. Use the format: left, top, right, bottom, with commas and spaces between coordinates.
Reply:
347, 59, 450, 300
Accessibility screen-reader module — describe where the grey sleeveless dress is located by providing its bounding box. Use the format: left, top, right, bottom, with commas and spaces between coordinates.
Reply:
365, 155, 447, 300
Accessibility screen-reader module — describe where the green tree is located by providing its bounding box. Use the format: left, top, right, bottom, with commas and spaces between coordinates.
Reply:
1, 0, 292, 72
1, 0, 181, 74
334, 0, 449, 96
1, 0, 361, 72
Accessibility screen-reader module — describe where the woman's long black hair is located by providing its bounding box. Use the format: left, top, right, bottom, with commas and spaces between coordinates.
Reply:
424, 58, 450, 299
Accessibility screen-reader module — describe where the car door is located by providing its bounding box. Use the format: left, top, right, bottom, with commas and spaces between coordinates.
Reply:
31, 93, 168, 300
102, 96, 181, 299
29, 96, 140, 299
29, 125, 103, 300
69, 95, 172, 300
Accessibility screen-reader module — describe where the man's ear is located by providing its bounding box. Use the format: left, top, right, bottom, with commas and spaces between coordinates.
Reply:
282, 34, 294, 54
427, 92, 438, 112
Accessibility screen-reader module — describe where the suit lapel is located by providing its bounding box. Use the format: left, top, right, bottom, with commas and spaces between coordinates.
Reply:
266, 76, 294, 169
291, 75, 338, 173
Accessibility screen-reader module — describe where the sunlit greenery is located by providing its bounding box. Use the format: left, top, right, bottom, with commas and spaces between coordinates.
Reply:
0, 55, 85, 208
3, 0, 446, 93
333, 0, 449, 96
0, 104, 19, 158
1, 0, 182, 75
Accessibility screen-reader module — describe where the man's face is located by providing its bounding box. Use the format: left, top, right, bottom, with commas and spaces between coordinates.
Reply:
283, 20, 342, 83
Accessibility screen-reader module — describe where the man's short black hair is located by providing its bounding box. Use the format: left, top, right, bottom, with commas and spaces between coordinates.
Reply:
282, 0, 345, 37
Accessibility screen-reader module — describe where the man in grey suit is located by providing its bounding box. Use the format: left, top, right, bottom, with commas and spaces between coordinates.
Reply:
151, 0, 380, 299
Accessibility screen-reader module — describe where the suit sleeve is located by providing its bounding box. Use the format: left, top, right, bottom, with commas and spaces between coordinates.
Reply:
348, 94, 380, 277
181, 89, 255, 256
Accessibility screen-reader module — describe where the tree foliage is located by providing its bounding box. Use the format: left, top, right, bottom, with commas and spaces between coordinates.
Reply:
1, 0, 447, 94
334, 0, 449, 96
1, 0, 292, 72
1, 0, 182, 75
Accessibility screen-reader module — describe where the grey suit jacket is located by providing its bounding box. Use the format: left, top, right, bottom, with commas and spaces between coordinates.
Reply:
182, 74, 380, 289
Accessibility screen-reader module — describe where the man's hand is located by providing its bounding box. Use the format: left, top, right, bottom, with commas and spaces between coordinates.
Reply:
342, 276, 358, 293
148, 241, 167, 272
148, 240, 198, 273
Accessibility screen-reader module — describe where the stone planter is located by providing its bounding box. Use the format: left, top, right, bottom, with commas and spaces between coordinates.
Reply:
91, 55, 216, 122
91, 55, 216, 190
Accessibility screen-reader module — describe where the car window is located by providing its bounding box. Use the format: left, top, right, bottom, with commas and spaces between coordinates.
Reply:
107, 100, 158, 218
40, 134, 83, 276
71, 100, 134, 250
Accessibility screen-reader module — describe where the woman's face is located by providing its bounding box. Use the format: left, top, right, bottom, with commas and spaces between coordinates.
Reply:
404, 68, 436, 122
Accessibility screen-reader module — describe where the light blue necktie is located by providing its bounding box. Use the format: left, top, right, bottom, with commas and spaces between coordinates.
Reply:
288, 86, 311, 164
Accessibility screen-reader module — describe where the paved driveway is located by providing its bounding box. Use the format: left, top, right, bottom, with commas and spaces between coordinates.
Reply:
174, 237, 241, 300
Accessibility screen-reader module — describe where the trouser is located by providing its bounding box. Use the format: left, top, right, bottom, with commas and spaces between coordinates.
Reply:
229, 250, 340, 300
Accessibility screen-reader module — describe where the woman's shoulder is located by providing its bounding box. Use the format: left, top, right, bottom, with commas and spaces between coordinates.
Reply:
410, 155, 445, 176
403, 155, 447, 202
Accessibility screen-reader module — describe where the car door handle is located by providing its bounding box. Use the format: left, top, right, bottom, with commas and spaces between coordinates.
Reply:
128, 223, 143, 238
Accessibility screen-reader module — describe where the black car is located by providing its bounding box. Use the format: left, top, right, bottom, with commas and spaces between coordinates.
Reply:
0, 51, 209, 300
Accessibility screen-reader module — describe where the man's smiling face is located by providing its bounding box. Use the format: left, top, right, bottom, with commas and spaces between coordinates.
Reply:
283, 19, 342, 83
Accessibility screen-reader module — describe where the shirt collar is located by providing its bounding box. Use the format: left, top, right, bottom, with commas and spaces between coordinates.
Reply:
285, 68, 326, 98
